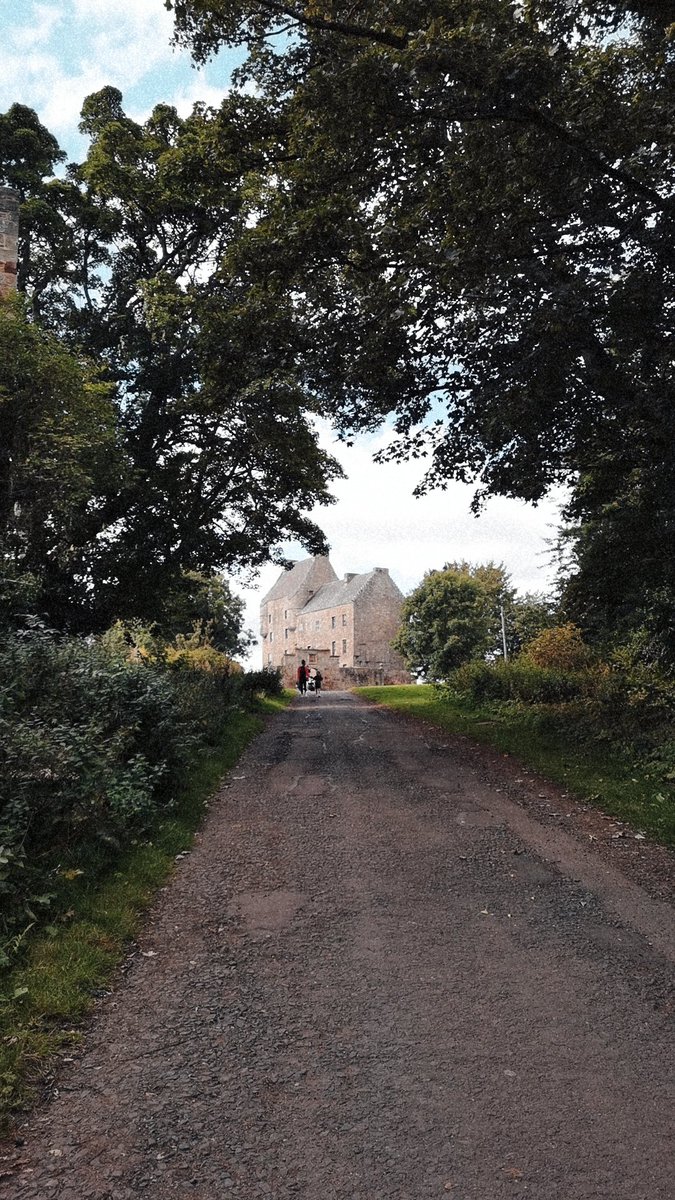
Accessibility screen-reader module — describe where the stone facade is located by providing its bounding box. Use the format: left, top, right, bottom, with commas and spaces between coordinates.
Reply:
260, 556, 411, 688
0, 187, 19, 298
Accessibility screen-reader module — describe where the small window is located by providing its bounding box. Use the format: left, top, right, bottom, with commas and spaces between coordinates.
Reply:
315, 619, 320, 629
309, 653, 317, 663
331, 615, 336, 628
284, 629, 288, 639
331, 640, 336, 656
269, 631, 273, 642
342, 639, 347, 654
268, 613, 272, 624
284, 609, 288, 619
342, 613, 347, 626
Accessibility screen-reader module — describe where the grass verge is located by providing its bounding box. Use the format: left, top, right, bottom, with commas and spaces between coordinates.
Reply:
0, 694, 291, 1132
355, 685, 675, 847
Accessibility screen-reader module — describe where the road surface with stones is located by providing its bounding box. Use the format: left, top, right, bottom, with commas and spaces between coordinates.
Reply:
2, 690, 674, 1199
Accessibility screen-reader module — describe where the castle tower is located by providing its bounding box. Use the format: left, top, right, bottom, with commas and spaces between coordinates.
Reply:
260, 556, 338, 670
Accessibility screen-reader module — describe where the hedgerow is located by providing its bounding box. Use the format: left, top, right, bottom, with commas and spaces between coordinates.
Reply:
443, 645, 675, 759
0, 626, 281, 951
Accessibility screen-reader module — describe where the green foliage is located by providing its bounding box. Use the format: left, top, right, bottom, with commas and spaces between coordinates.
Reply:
393, 562, 531, 678
0, 697, 287, 1129
522, 622, 596, 671
0, 91, 342, 632
557, 459, 675, 663
448, 659, 594, 706
0, 296, 122, 629
0, 625, 277, 945
239, 666, 284, 700
441, 647, 675, 782
158, 571, 254, 655
169, 0, 675, 659
507, 592, 558, 655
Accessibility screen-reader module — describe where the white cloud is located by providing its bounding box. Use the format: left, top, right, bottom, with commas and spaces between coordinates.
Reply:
2, 0, 240, 155
166, 71, 230, 118
9, 3, 63, 51
3, 0, 185, 142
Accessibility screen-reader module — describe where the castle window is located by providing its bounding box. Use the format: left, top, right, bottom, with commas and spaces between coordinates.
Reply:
284, 629, 288, 639
284, 609, 288, 619
342, 639, 347, 654
268, 614, 272, 624
331, 615, 336, 628
342, 613, 347, 626
331, 640, 336, 656
269, 631, 273, 642
309, 653, 317, 663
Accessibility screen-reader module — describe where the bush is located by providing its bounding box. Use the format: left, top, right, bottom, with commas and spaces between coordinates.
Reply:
522, 623, 595, 671
447, 659, 596, 704
240, 667, 284, 700
0, 626, 277, 944
444, 650, 675, 765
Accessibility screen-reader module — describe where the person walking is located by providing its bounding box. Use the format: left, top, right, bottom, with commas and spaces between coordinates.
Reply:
297, 659, 308, 694
314, 668, 323, 698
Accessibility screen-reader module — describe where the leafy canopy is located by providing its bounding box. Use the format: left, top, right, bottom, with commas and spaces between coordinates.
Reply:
1, 91, 342, 630
0, 296, 122, 627
168, 0, 675, 657
393, 562, 514, 679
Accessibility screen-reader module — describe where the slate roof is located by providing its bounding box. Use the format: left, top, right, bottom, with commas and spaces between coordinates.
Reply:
301, 569, 398, 614
261, 558, 330, 604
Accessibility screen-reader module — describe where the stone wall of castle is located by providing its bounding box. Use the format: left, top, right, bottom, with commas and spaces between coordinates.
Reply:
352, 569, 408, 672
261, 560, 411, 689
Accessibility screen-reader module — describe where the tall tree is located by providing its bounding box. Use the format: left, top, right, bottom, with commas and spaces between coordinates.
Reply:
169, 0, 675, 653
157, 570, 254, 654
0, 296, 122, 626
1, 93, 341, 630
393, 562, 515, 678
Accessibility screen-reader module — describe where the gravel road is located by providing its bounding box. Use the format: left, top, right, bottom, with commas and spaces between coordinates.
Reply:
2, 691, 673, 1199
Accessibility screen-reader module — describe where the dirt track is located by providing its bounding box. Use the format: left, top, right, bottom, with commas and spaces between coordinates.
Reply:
2, 691, 674, 1199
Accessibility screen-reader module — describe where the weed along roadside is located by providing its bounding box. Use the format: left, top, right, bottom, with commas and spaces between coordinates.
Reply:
355, 684, 675, 850
0, 690, 292, 1133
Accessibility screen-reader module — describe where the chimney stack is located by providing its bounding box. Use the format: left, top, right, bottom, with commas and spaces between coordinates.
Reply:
0, 187, 19, 298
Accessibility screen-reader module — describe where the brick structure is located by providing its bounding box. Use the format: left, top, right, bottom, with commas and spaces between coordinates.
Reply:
0, 187, 19, 298
260, 556, 410, 688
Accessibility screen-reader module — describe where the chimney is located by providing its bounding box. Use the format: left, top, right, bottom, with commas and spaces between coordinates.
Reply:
0, 187, 19, 298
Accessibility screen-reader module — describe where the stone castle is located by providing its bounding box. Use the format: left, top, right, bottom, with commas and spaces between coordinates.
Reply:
260, 556, 410, 688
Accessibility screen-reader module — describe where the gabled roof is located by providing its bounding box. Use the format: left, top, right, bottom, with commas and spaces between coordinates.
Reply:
301, 569, 401, 614
261, 556, 336, 605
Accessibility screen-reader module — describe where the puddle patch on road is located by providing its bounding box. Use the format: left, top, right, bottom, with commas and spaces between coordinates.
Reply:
455, 809, 500, 829
230, 889, 304, 933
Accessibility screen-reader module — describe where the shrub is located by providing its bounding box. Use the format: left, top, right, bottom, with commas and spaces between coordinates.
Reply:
447, 659, 595, 705
0, 626, 274, 943
240, 667, 284, 700
522, 623, 595, 671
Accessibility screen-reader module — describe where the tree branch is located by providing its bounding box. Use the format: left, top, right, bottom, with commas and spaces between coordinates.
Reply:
252, 1, 408, 49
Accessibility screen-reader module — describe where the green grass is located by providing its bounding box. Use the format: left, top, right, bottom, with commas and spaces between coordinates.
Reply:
0, 694, 290, 1130
356, 685, 675, 846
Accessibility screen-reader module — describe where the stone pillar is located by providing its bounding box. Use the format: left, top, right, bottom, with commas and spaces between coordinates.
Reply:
0, 186, 19, 298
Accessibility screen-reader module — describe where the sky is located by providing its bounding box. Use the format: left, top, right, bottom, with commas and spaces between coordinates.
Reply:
2, 0, 564, 666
